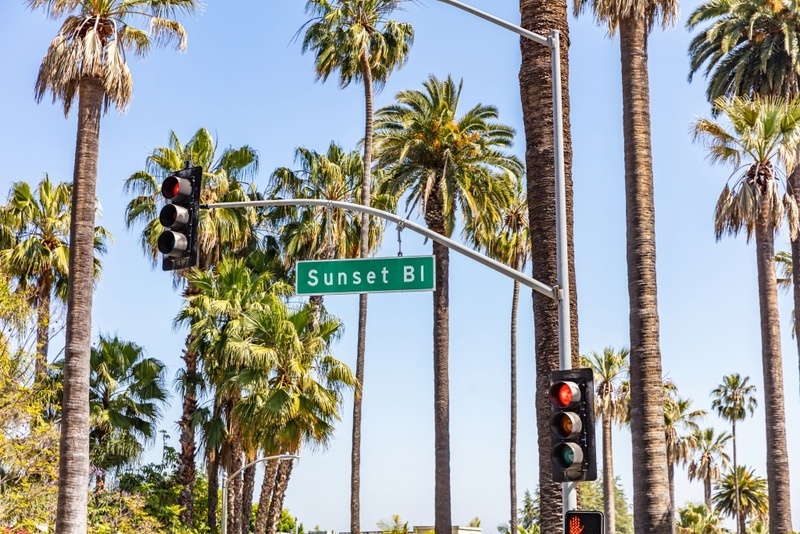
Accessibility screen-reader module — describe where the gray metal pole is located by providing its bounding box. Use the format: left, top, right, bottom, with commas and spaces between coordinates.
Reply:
549, 30, 577, 515
435, 0, 575, 519
221, 471, 229, 534
203, 199, 557, 300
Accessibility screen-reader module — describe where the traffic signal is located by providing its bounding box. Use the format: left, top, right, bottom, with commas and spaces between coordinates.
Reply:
565, 510, 604, 534
157, 165, 202, 271
549, 367, 596, 482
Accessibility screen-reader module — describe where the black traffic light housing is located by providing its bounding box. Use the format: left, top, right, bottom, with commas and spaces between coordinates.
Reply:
549, 367, 597, 482
157, 165, 202, 271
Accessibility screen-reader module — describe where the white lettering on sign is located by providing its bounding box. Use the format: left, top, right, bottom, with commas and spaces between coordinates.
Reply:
404, 265, 414, 282
381, 267, 389, 283
352, 271, 361, 284
367, 271, 376, 284
308, 269, 318, 286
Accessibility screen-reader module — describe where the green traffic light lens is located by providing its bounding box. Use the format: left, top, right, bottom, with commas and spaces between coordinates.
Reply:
560, 446, 574, 466
552, 443, 584, 470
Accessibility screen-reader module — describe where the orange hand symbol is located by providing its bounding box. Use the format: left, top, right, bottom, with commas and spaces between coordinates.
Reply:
568, 516, 585, 534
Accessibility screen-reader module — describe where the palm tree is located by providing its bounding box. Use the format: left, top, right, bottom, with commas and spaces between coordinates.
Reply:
676, 502, 725, 534
232, 302, 356, 534
374, 74, 520, 534
86, 335, 168, 489
124, 127, 260, 525
663, 392, 706, 513
0, 176, 109, 379
687, 427, 731, 511
709, 373, 758, 533
687, 0, 800, 459
572, 0, 678, 528
179, 254, 291, 533
268, 143, 384, 323
695, 97, 798, 532
516, 0, 578, 525
28, 2, 197, 528
713, 465, 769, 533
580, 347, 629, 534
301, 5, 413, 529
466, 177, 529, 534
687, 0, 800, 102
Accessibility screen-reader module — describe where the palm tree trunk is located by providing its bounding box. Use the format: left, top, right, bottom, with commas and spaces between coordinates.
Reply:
731, 422, 740, 534
55, 75, 103, 534
602, 415, 615, 533
619, 16, 672, 534
788, 168, 800, 400
241, 451, 257, 534
351, 50, 374, 534
703, 475, 711, 512
518, 0, 578, 531
668, 461, 675, 517
179, 335, 198, 526
266, 459, 295, 534
208, 453, 220, 534
509, 280, 519, 534
229, 427, 244, 534
255, 458, 279, 534
35, 273, 52, 381
754, 207, 793, 533
426, 193, 451, 534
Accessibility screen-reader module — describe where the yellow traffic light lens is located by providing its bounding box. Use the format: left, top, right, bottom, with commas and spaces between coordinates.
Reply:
559, 416, 573, 435
550, 412, 582, 439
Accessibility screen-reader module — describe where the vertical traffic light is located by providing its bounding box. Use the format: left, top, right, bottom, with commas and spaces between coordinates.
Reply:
549, 367, 597, 482
157, 165, 202, 271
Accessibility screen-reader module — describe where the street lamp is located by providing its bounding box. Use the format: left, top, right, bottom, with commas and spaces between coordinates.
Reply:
434, 0, 574, 515
220, 453, 300, 534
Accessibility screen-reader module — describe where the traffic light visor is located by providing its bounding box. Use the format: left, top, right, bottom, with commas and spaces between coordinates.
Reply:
159, 204, 190, 229
552, 442, 583, 469
551, 411, 582, 439
162, 175, 193, 202
157, 230, 188, 257
549, 381, 581, 408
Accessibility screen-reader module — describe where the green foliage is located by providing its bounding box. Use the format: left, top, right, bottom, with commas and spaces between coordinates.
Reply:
676, 502, 725, 533
0, 334, 59, 530
118, 441, 209, 533
378, 514, 410, 534
278, 508, 303, 534
578, 478, 634, 534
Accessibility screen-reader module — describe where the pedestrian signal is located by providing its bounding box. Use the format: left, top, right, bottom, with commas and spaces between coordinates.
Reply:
565, 510, 604, 534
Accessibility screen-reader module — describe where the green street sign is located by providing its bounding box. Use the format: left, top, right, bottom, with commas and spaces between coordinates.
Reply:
296, 256, 435, 295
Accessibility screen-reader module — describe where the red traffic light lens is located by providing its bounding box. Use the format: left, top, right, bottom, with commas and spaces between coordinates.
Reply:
558, 384, 572, 405
549, 381, 581, 408
161, 175, 192, 202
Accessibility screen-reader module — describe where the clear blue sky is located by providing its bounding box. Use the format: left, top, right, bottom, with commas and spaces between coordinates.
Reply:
1, 0, 798, 531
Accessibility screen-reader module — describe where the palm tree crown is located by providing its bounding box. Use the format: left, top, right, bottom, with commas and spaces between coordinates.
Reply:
688, 427, 732, 510
302, 0, 413, 89
693, 95, 800, 241
30, 0, 197, 115
711, 373, 758, 424
687, 0, 800, 103
375, 75, 521, 233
